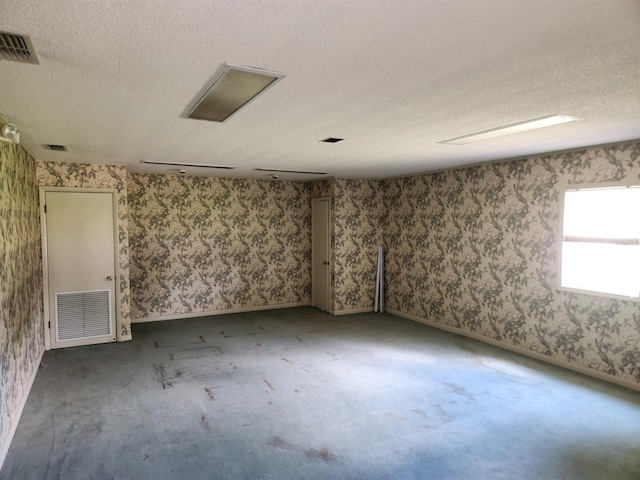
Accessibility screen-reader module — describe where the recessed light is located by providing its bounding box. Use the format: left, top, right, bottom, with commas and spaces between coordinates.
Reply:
320, 137, 344, 143
438, 114, 580, 145
182, 64, 285, 123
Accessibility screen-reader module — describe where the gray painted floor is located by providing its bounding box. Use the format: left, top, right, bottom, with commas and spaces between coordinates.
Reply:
2, 307, 640, 480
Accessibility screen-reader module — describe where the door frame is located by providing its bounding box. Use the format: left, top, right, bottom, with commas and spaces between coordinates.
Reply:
311, 197, 332, 312
40, 187, 120, 350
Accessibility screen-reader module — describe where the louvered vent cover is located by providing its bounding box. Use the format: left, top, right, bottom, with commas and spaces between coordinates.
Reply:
56, 290, 111, 341
45, 144, 68, 152
0, 32, 39, 65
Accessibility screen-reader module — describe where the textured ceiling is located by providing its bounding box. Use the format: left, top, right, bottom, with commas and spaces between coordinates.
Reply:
1, 0, 640, 180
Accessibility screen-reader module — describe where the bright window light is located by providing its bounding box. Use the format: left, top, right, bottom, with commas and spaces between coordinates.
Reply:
560, 186, 640, 298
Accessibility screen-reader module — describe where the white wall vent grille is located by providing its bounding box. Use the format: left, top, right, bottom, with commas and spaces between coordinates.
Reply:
0, 32, 39, 65
56, 290, 111, 341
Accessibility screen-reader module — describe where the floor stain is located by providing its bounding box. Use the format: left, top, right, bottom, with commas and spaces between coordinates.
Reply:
200, 415, 211, 431
175, 369, 184, 378
268, 436, 296, 451
443, 381, 475, 402
281, 358, 293, 364
295, 335, 304, 342
268, 436, 339, 463
264, 380, 275, 391
153, 340, 159, 349
168, 353, 174, 361
172, 345, 223, 360
152, 363, 173, 389
305, 447, 339, 463
256, 342, 262, 347
204, 387, 215, 401
198, 335, 206, 343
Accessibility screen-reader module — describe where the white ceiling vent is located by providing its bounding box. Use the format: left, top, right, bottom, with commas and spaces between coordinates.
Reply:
0, 32, 39, 65
45, 144, 68, 152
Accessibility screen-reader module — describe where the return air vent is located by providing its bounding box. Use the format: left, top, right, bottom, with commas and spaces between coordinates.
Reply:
45, 144, 68, 152
141, 160, 236, 170
56, 290, 111, 341
254, 168, 328, 175
0, 32, 39, 65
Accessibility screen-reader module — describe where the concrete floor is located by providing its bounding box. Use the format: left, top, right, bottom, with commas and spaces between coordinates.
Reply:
2, 307, 640, 479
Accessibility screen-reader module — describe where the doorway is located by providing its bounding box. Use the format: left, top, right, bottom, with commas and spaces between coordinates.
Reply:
41, 188, 118, 349
312, 198, 331, 312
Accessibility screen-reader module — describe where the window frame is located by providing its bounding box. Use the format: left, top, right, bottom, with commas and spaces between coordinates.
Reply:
557, 179, 640, 302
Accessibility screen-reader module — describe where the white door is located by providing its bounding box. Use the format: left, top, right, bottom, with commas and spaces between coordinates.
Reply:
312, 198, 331, 312
43, 190, 117, 349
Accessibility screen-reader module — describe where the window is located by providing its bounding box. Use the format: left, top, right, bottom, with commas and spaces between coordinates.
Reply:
560, 184, 640, 299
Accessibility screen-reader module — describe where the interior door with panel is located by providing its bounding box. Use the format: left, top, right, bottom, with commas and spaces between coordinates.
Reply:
312, 198, 331, 312
43, 190, 117, 348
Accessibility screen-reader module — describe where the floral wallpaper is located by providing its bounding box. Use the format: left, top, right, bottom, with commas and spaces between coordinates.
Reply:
332, 179, 385, 313
382, 142, 640, 383
0, 143, 43, 462
310, 178, 385, 314
36, 161, 131, 340
127, 174, 311, 320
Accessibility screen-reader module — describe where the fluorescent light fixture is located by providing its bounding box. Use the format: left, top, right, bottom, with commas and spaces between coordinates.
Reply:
438, 114, 580, 145
254, 168, 328, 175
141, 160, 235, 170
183, 64, 285, 123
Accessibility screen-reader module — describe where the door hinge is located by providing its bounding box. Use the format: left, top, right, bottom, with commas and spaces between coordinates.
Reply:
44, 204, 47, 214
48, 321, 51, 329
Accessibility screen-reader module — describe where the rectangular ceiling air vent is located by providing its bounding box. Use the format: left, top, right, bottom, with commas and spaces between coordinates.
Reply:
141, 160, 236, 170
182, 64, 285, 123
254, 168, 328, 175
45, 144, 68, 152
0, 32, 39, 65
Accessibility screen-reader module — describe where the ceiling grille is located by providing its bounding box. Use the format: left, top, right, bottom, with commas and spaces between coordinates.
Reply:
45, 144, 68, 152
0, 32, 39, 65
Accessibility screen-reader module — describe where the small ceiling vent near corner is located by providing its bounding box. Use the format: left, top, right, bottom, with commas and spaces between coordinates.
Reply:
0, 32, 39, 65
45, 144, 67, 152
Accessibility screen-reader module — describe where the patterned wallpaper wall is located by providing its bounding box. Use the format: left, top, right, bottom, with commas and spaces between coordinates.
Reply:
0, 143, 43, 461
310, 178, 385, 313
382, 143, 640, 383
36, 161, 131, 340
127, 174, 311, 320
332, 179, 385, 313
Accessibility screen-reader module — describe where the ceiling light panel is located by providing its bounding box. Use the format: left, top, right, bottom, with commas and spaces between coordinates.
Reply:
254, 168, 328, 175
439, 114, 580, 145
141, 160, 235, 169
183, 64, 285, 123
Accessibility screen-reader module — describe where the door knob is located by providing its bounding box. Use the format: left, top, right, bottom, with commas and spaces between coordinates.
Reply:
106, 276, 113, 281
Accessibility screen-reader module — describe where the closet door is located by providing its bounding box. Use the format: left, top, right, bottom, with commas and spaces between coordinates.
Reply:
312, 198, 331, 312
43, 189, 117, 348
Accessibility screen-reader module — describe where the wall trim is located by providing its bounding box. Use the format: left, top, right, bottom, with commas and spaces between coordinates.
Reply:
0, 348, 44, 472
387, 309, 640, 393
332, 307, 374, 316
132, 302, 311, 323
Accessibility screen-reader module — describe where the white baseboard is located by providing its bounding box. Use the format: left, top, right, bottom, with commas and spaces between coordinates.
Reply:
132, 302, 311, 323
332, 307, 374, 316
0, 348, 44, 472
387, 309, 640, 393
